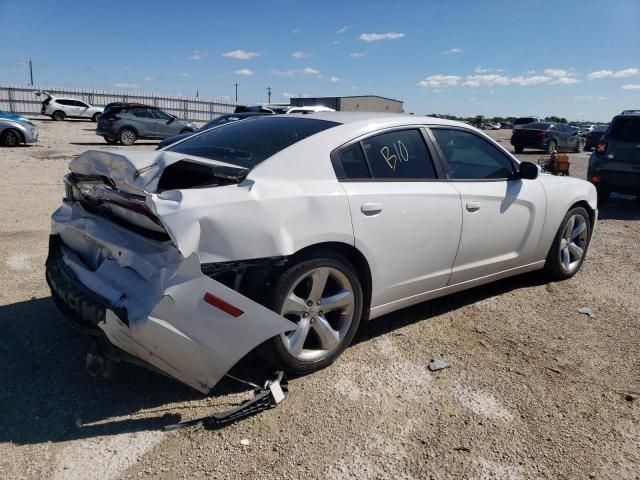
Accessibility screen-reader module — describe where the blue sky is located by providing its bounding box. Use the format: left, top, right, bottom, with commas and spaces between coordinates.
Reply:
2, 0, 639, 121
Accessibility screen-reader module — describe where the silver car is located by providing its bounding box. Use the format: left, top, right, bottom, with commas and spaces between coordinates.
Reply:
0, 113, 38, 146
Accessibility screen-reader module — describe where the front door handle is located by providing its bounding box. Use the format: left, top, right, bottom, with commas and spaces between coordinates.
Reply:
361, 202, 383, 215
466, 201, 481, 212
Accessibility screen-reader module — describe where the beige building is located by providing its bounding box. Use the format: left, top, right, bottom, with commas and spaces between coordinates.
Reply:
290, 95, 404, 113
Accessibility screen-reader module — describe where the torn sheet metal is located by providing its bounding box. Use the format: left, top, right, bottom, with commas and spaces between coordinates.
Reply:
50, 201, 297, 393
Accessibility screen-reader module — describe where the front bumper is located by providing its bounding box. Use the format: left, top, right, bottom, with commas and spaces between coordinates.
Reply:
46, 201, 296, 393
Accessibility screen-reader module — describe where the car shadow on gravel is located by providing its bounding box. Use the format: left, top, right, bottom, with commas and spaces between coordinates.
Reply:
598, 196, 640, 221
354, 271, 548, 345
70, 142, 159, 146
0, 296, 272, 446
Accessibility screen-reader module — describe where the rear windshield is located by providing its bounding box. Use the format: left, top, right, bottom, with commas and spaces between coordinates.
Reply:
514, 117, 536, 125
168, 116, 338, 169
522, 122, 551, 130
609, 117, 640, 141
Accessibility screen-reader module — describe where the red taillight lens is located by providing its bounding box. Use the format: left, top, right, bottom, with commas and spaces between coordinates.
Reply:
107, 115, 120, 121
595, 141, 607, 154
537, 131, 546, 137
591, 175, 600, 183
204, 292, 244, 317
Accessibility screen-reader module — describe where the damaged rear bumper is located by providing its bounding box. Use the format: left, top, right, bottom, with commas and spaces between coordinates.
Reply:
46, 202, 296, 393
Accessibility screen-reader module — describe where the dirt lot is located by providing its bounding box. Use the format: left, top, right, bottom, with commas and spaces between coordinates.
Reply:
0, 118, 638, 480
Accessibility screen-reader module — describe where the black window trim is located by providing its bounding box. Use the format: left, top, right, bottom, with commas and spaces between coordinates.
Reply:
425, 125, 520, 183
330, 125, 446, 182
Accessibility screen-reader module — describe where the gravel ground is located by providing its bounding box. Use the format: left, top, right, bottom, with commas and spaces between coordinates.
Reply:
0, 118, 638, 480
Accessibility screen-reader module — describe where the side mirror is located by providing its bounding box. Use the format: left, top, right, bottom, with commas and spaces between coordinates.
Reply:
517, 162, 539, 180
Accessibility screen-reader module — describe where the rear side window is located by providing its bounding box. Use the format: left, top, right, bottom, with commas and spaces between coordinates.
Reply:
431, 128, 515, 180
339, 144, 370, 178
57, 99, 73, 106
167, 117, 338, 169
361, 129, 437, 179
609, 117, 640, 141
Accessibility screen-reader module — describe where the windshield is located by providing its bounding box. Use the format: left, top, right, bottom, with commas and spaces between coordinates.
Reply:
168, 116, 338, 169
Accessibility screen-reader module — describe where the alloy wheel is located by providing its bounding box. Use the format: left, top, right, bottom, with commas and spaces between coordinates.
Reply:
3, 130, 19, 146
559, 213, 588, 273
279, 267, 355, 362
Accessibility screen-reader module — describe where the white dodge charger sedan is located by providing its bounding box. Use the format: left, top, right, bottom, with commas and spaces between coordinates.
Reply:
46, 113, 597, 393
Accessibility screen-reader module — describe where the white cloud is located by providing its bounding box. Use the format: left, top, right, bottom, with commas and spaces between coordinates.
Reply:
475, 66, 490, 73
588, 68, 638, 79
463, 74, 510, 87
550, 77, 580, 85
359, 32, 405, 42
418, 74, 461, 88
442, 48, 462, 55
234, 68, 254, 76
282, 92, 295, 98
575, 95, 607, 100
336, 25, 351, 34
222, 50, 260, 60
143, 76, 156, 81
622, 84, 640, 90
350, 52, 367, 58
189, 50, 206, 60
114, 83, 139, 88
544, 68, 570, 78
272, 67, 320, 77
328, 76, 340, 83
179, 73, 191, 78
508, 75, 552, 86
331, 40, 341, 45
526, 70, 536, 74
587, 70, 613, 79
613, 68, 639, 78
292, 51, 310, 59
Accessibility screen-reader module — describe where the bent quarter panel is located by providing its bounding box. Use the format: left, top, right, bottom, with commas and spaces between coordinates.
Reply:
449, 179, 546, 284
342, 182, 462, 308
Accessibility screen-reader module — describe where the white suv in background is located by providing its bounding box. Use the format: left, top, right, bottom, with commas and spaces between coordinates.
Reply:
36, 91, 103, 122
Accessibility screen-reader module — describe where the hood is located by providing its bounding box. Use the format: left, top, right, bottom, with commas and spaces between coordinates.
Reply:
0, 111, 33, 126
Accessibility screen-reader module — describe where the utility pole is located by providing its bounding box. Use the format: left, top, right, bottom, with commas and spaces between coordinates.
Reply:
29, 60, 34, 86
267, 86, 272, 103
234, 82, 239, 102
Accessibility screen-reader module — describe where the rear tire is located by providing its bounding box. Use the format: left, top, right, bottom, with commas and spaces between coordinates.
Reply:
103, 135, 118, 144
261, 250, 363, 375
514, 145, 524, 154
118, 128, 137, 145
545, 140, 557, 154
544, 206, 591, 280
52, 111, 66, 121
1, 129, 22, 147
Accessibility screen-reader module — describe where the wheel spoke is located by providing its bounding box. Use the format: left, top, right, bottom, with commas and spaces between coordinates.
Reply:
287, 317, 311, 356
309, 268, 329, 301
282, 292, 308, 316
321, 289, 353, 313
568, 242, 584, 260
561, 247, 571, 269
312, 315, 340, 350
564, 216, 575, 239
571, 220, 587, 239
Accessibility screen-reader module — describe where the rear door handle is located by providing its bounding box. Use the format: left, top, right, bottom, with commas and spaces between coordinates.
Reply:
361, 202, 383, 215
466, 201, 481, 212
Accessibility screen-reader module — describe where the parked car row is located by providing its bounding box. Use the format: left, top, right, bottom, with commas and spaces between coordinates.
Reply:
511, 122, 583, 153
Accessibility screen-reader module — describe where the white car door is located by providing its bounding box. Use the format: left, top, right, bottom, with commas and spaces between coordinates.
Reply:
334, 128, 462, 309
75, 100, 91, 118
428, 127, 546, 285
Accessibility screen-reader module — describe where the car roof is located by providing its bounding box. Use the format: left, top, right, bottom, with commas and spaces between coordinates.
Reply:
292, 111, 467, 128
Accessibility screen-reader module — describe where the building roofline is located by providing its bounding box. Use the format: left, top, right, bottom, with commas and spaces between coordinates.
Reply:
291, 95, 403, 103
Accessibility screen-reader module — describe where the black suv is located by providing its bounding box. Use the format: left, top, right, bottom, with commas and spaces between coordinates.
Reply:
588, 112, 640, 203
510, 122, 582, 154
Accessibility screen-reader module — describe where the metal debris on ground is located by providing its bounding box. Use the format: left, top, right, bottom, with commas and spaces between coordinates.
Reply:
577, 307, 596, 318
163, 371, 288, 431
428, 358, 450, 372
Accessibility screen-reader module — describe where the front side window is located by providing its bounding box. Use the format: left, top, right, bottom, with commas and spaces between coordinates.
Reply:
152, 110, 172, 121
431, 128, 516, 180
360, 129, 437, 179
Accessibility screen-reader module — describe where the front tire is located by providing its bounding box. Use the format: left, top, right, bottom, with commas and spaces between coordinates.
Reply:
544, 206, 591, 280
118, 128, 137, 145
573, 139, 581, 153
1, 129, 21, 147
514, 145, 524, 154
52, 111, 66, 121
263, 251, 363, 375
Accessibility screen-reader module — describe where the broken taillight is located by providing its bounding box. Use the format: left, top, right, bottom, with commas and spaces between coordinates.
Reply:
204, 292, 244, 317
595, 141, 608, 154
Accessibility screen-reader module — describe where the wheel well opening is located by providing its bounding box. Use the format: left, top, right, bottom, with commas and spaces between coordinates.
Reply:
570, 200, 596, 230
3, 128, 25, 144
